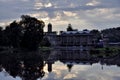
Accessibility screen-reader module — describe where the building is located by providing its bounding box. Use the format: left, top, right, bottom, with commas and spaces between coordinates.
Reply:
45, 23, 95, 50
58, 30, 94, 50
48, 23, 52, 33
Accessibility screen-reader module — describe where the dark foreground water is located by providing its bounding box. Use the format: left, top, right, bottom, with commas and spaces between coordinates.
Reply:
0, 49, 120, 80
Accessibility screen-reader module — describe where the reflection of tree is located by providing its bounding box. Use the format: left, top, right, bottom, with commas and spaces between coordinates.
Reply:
0, 52, 45, 80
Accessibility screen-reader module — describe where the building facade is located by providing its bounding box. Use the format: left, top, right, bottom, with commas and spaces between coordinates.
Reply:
59, 31, 93, 46
45, 23, 95, 50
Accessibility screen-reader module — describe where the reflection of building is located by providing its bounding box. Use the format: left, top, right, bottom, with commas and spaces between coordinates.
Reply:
44, 49, 120, 73
45, 23, 95, 50
59, 50, 90, 60
45, 49, 97, 72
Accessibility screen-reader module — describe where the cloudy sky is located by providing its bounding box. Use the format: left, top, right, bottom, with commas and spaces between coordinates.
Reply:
43, 61, 120, 80
0, 0, 120, 31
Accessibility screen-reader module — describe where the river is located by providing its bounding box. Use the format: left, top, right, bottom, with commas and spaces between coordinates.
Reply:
0, 49, 120, 80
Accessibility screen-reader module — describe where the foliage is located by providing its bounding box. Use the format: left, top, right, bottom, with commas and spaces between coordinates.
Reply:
90, 29, 101, 42
20, 15, 45, 50
0, 15, 45, 50
101, 27, 120, 42
6, 21, 22, 48
0, 27, 4, 46
90, 47, 120, 58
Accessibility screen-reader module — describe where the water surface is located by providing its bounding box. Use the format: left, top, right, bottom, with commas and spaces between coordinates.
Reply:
0, 49, 120, 80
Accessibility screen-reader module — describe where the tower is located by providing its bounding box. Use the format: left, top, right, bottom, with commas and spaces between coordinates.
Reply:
48, 23, 52, 33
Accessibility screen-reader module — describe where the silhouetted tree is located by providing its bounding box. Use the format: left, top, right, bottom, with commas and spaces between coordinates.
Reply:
0, 27, 2, 31
0, 15, 45, 50
101, 27, 120, 42
7, 21, 23, 48
20, 15, 45, 50
0, 27, 4, 46
90, 29, 101, 42
0, 26, 13, 47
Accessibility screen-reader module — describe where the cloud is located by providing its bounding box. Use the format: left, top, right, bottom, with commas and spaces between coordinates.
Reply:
42, 62, 120, 80
0, 0, 120, 30
63, 73, 77, 79
86, 0, 100, 6
0, 71, 21, 80
63, 11, 77, 17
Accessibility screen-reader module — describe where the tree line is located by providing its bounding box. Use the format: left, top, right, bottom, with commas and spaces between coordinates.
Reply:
101, 27, 120, 42
90, 27, 120, 43
67, 23, 120, 43
0, 15, 45, 50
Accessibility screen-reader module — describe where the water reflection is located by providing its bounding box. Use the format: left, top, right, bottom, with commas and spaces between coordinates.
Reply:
0, 51, 45, 80
0, 49, 120, 80
45, 49, 120, 73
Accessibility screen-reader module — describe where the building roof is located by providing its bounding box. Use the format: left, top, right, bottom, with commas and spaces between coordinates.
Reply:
61, 30, 90, 34
60, 30, 92, 36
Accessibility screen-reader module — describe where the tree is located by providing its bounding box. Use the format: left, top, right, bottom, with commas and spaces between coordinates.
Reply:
101, 27, 120, 42
7, 21, 23, 48
20, 15, 45, 50
1, 15, 45, 50
0, 27, 4, 46
90, 29, 101, 42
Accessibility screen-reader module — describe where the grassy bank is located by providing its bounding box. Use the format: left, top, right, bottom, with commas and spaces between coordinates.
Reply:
39, 47, 52, 51
90, 47, 120, 58
96, 47, 120, 53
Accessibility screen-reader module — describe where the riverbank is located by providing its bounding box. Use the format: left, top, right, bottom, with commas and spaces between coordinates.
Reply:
90, 47, 120, 59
